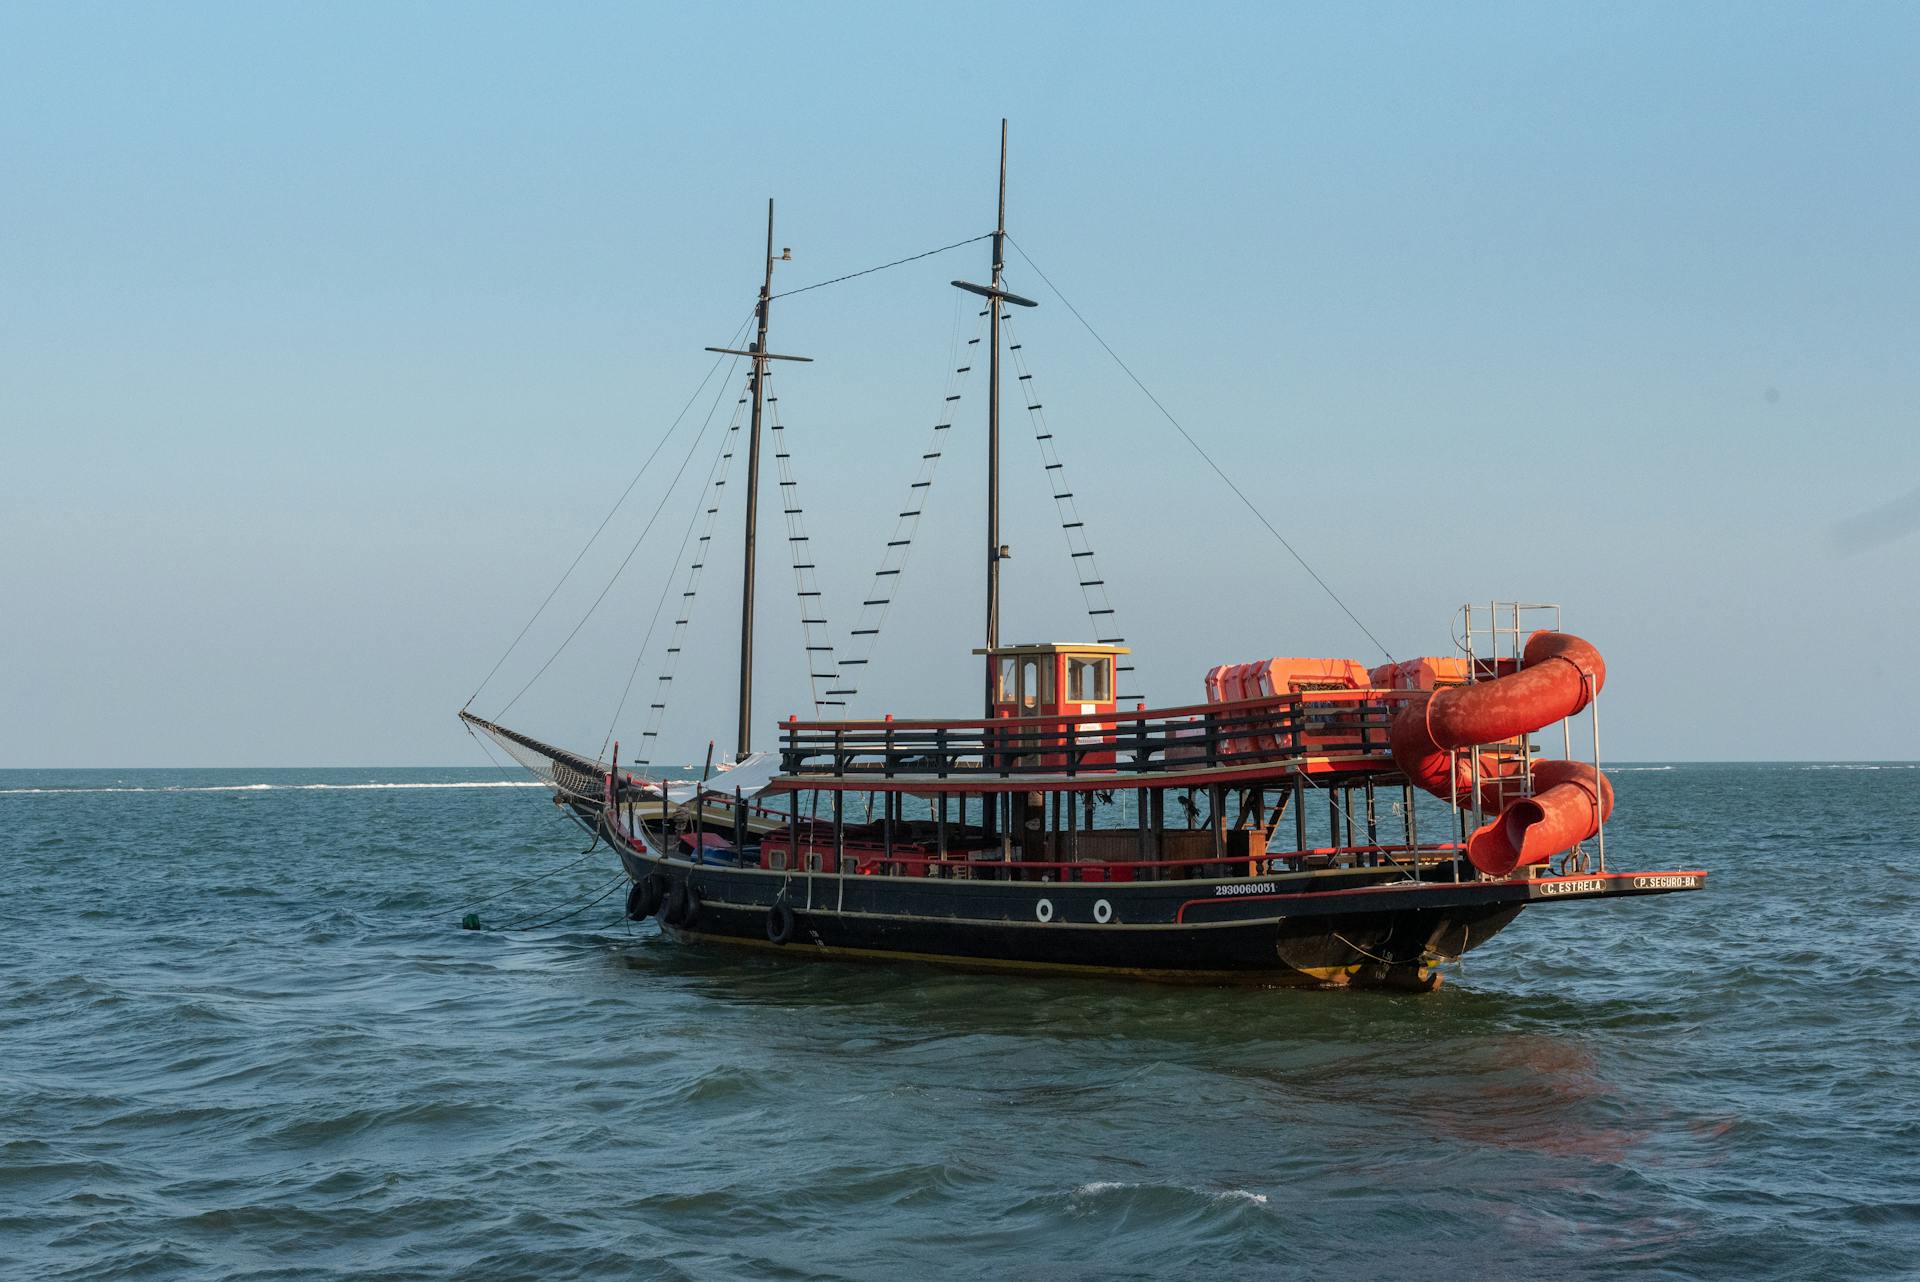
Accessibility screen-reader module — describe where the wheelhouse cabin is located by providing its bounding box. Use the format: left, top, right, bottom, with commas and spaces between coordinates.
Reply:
978, 641, 1126, 767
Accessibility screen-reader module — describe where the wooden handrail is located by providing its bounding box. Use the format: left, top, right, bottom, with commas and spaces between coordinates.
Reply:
781, 686, 1421, 734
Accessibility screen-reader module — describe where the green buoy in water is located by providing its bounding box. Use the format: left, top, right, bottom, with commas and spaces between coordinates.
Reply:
460, 913, 482, 931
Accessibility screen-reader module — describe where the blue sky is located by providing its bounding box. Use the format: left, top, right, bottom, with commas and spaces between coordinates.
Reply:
3, 2, 1916, 765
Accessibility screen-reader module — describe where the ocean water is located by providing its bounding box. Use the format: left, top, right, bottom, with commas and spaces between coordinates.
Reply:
3, 763, 1917, 1281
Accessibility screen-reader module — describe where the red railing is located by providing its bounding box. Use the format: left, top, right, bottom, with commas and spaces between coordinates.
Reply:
777, 688, 1424, 782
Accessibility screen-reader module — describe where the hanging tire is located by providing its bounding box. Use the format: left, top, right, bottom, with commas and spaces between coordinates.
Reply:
766, 901, 796, 945
626, 875, 665, 921
665, 882, 702, 927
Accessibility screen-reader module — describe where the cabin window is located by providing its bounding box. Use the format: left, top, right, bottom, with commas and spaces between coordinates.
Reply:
1021, 658, 1047, 710
997, 657, 1019, 702
1067, 656, 1111, 702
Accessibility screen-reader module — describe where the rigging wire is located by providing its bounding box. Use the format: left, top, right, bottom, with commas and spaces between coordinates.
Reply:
1001, 311, 1138, 700
602, 390, 747, 762
466, 312, 754, 710
496, 347, 749, 719
1004, 236, 1395, 665
820, 298, 987, 711
629, 387, 753, 766
765, 376, 843, 715
769, 233, 993, 301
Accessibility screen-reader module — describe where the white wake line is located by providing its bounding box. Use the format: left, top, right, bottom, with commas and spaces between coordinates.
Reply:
0, 781, 549, 796
1072, 1181, 1269, 1205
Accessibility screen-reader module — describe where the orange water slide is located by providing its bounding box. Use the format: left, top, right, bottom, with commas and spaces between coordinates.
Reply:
1388, 632, 1613, 877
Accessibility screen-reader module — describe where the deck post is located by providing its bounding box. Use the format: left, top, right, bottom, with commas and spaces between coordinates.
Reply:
1294, 771, 1308, 857
832, 788, 844, 875
1149, 788, 1166, 877
1364, 780, 1378, 855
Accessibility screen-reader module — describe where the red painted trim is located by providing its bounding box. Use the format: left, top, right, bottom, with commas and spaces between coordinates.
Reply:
1173, 869, 1709, 922
785, 686, 1422, 734
767, 755, 1390, 795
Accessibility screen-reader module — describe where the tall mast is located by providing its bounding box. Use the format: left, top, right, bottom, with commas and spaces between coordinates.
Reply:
952, 119, 1037, 715
706, 199, 807, 757
987, 121, 1006, 700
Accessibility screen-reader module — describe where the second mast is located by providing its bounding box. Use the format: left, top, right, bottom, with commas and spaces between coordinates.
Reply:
705, 198, 808, 757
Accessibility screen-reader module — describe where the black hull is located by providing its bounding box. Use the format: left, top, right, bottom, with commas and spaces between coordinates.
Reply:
614, 844, 1549, 989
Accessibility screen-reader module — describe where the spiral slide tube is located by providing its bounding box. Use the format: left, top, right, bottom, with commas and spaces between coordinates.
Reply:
1388, 632, 1613, 877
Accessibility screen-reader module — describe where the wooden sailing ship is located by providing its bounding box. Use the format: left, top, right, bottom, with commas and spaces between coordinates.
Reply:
463, 124, 1705, 991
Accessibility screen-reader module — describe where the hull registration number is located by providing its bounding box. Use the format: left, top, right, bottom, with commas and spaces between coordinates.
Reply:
1537, 878, 1609, 896
1630, 874, 1702, 890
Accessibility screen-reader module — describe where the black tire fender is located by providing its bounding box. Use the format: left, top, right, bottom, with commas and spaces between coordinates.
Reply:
665, 881, 702, 927
766, 901, 796, 945
626, 874, 666, 921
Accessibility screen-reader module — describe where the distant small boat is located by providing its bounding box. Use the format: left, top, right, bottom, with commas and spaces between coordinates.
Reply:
464, 123, 1704, 991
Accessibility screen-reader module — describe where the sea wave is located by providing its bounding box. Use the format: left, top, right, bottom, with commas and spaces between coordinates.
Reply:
1072, 1180, 1269, 1205
1797, 763, 1918, 771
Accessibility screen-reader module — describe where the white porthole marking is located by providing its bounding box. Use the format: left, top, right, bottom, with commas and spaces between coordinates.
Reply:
1093, 898, 1113, 924
1035, 898, 1054, 924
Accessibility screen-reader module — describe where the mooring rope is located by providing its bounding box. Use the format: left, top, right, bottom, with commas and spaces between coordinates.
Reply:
492, 874, 630, 933
1331, 931, 1399, 965
456, 845, 610, 919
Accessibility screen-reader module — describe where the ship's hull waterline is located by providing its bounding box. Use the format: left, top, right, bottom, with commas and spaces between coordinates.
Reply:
611, 829, 1703, 991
